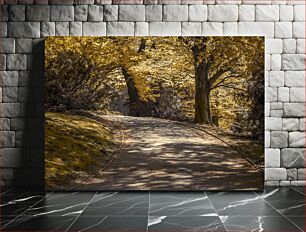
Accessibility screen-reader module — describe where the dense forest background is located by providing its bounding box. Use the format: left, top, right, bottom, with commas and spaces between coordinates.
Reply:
45, 36, 264, 139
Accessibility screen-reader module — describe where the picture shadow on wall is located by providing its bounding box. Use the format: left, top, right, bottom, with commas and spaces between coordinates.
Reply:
16, 39, 45, 190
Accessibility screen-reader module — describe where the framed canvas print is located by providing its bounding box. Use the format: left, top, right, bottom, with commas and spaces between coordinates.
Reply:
45, 36, 264, 191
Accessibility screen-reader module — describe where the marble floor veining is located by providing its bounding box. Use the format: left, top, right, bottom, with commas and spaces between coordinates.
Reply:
1, 187, 305, 231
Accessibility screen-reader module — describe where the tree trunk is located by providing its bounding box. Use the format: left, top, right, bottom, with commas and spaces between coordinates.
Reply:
121, 67, 143, 116
194, 61, 212, 124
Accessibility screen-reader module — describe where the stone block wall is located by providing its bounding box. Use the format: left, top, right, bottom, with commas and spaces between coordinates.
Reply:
0, 0, 305, 187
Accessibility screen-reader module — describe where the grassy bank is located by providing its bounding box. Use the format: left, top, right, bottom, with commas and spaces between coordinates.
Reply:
45, 112, 115, 189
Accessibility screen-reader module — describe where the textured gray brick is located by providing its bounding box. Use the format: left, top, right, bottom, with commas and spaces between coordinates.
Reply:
265, 117, 282, 131
3, 87, 18, 102
223, 22, 238, 35
1, 22, 7, 37
239, 5, 255, 21
271, 54, 281, 71
1, 71, 18, 87
265, 131, 270, 148
290, 181, 306, 186
293, 22, 304, 38
266, 39, 282, 54
282, 54, 305, 71
208, 5, 238, 21
285, 71, 305, 87
27, 54, 44, 71
3, 131, 15, 148
103, 5, 118, 21
26, 5, 50, 21
238, 22, 274, 38
106, 22, 134, 36
290, 87, 305, 102
16, 39, 32, 53
41, 22, 55, 37
18, 0, 34, 3
281, 148, 305, 168
8, 22, 40, 38
149, 22, 181, 36
265, 149, 280, 168
284, 103, 305, 117
1, 38, 14, 54
49, 0, 74, 4
265, 181, 280, 187
287, 168, 297, 180
283, 118, 299, 131
189, 5, 207, 21
113, 0, 143, 3
55, 22, 69, 36
182, 22, 201, 36
265, 168, 286, 181
74, 0, 94, 3
18, 71, 43, 87
95, 0, 112, 4
269, 71, 284, 87
297, 168, 305, 180
283, 39, 296, 54
83, 22, 106, 36
2, 148, 23, 168
9, 5, 25, 21
145, 5, 162, 22
270, 131, 288, 148
299, 119, 305, 131
119, 5, 145, 21
255, 5, 279, 21
294, 5, 305, 21
2, 118, 10, 131
265, 87, 277, 102
1, 5, 9, 22
0, 54, 6, 71
70, 22, 82, 36
297, 39, 305, 54
74, 5, 88, 21
51, 6, 74, 21
202, 22, 223, 35
7, 54, 27, 71
279, 181, 290, 186
275, 22, 292, 39
3, 103, 20, 117
289, 132, 305, 147
163, 5, 188, 21
18, 87, 32, 102
135, 22, 148, 36
280, 5, 293, 22
88, 5, 103, 21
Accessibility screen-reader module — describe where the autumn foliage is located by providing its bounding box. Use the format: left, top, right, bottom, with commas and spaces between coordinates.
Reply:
45, 36, 264, 139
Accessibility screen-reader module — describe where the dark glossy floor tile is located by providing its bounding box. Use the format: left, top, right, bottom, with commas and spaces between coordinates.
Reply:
70, 216, 148, 231
256, 188, 305, 216
258, 187, 304, 202
148, 216, 226, 232
1, 215, 76, 231
291, 187, 306, 195
221, 216, 302, 232
149, 192, 215, 216
81, 192, 149, 216
287, 217, 305, 231
1, 191, 47, 216
207, 191, 280, 216
22, 192, 96, 217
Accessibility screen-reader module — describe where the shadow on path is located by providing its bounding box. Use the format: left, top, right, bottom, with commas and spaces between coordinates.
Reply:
81, 115, 263, 191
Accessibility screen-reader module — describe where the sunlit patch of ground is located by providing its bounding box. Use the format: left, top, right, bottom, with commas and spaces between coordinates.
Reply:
45, 112, 116, 190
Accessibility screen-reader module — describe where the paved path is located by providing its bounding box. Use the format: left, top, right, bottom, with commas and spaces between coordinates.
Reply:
82, 115, 263, 191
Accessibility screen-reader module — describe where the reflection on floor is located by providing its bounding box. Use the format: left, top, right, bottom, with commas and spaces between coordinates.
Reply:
1, 187, 304, 231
